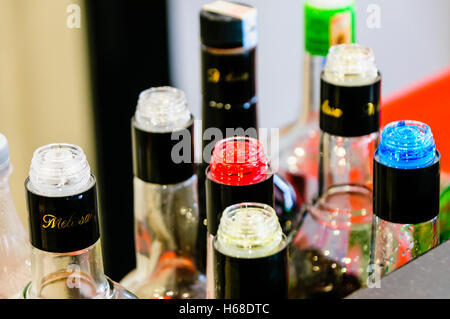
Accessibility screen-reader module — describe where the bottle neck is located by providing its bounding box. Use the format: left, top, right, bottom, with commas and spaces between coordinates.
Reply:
298, 53, 326, 125
310, 184, 373, 229
319, 131, 379, 195
27, 240, 109, 299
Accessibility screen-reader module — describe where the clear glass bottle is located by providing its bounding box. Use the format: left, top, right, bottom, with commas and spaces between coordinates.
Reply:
289, 184, 372, 298
371, 120, 440, 276
120, 87, 205, 299
280, 0, 356, 207
318, 44, 381, 195
0, 133, 31, 299
23, 143, 136, 299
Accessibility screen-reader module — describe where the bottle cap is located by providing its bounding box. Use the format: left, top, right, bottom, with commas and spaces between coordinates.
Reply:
210, 136, 269, 186
134, 86, 191, 133
200, 1, 257, 49
26, 143, 100, 253
320, 44, 381, 137
28, 143, 91, 197
132, 87, 194, 184
215, 202, 285, 258
374, 120, 440, 224
304, 0, 355, 56
376, 120, 436, 169
324, 43, 378, 86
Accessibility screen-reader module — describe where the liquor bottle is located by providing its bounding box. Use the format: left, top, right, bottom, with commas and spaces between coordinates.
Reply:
205, 136, 274, 298
288, 43, 380, 299
0, 134, 31, 298
318, 43, 381, 195
289, 184, 372, 298
120, 87, 205, 299
23, 143, 136, 299
213, 202, 288, 299
371, 120, 440, 276
279, 0, 356, 207
197, 0, 299, 273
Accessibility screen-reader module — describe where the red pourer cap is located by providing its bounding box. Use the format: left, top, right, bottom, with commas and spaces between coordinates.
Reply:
209, 137, 269, 186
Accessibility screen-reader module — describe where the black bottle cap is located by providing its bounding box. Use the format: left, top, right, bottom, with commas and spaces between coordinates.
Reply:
320, 72, 381, 137
132, 116, 194, 184
373, 153, 440, 224
26, 178, 100, 253
200, 1, 257, 49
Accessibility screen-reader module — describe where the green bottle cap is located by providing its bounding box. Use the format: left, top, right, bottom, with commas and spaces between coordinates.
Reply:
304, 0, 356, 56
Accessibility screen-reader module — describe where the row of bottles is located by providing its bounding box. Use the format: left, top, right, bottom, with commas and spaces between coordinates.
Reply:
0, 0, 446, 299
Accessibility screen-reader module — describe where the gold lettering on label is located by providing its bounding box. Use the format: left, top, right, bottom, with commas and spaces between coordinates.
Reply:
42, 214, 56, 229
321, 100, 343, 118
366, 102, 375, 116
42, 213, 92, 229
207, 68, 220, 83
224, 72, 249, 82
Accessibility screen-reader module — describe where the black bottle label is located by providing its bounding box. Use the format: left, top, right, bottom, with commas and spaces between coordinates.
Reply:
26, 181, 100, 253
202, 47, 256, 104
320, 73, 381, 137
201, 47, 258, 159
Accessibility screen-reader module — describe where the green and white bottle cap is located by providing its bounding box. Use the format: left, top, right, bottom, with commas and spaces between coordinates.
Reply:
304, 0, 356, 56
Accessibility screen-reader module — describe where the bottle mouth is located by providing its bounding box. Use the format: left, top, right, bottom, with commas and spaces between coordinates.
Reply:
133, 86, 191, 133
309, 184, 373, 228
209, 136, 270, 186
376, 120, 437, 169
214, 202, 285, 259
28, 143, 92, 196
323, 43, 378, 86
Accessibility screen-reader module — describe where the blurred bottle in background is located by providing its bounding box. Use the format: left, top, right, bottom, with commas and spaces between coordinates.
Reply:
0, 133, 31, 299
279, 0, 356, 208
121, 87, 205, 299
371, 120, 440, 276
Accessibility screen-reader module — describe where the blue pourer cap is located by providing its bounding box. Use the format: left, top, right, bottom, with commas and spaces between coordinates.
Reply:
0, 133, 10, 176
376, 120, 437, 169
374, 120, 440, 224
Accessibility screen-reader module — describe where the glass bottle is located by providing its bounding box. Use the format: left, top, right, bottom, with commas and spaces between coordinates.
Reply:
0, 133, 31, 298
23, 143, 136, 299
213, 202, 288, 299
198, 0, 299, 272
120, 87, 205, 299
289, 184, 372, 298
318, 44, 381, 195
371, 120, 440, 276
279, 0, 356, 207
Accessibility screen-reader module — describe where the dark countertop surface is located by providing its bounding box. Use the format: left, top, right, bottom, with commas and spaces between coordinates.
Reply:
348, 240, 450, 299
